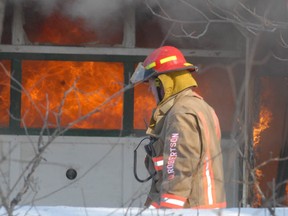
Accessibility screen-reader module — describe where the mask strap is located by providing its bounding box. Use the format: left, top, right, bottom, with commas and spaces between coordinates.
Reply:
155, 78, 164, 103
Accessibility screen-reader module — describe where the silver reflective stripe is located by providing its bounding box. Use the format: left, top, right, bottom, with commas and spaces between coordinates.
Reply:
162, 197, 185, 207
205, 156, 213, 205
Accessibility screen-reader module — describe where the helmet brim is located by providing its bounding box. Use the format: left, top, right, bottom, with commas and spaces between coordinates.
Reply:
157, 65, 198, 75
130, 63, 198, 85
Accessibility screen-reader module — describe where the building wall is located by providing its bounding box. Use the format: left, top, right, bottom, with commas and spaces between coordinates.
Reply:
0, 135, 238, 207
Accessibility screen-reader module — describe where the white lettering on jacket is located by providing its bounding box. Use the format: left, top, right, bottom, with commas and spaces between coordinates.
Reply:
167, 133, 179, 180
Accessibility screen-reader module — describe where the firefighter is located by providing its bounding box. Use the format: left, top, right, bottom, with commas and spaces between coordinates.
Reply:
130, 46, 227, 209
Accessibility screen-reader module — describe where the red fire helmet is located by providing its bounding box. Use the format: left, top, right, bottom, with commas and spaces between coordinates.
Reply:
130, 46, 197, 84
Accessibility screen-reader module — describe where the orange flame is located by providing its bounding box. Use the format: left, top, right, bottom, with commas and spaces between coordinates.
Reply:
22, 61, 124, 129
252, 168, 264, 207
252, 106, 272, 206
21, 60, 156, 130
253, 106, 272, 147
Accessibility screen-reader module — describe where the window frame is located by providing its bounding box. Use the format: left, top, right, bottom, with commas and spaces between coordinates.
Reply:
0, 45, 242, 137
0, 46, 149, 136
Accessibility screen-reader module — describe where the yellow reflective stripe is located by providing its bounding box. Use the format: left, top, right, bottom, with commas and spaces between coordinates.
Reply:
145, 55, 180, 70
184, 63, 192, 66
145, 62, 156, 70
160, 55, 177, 64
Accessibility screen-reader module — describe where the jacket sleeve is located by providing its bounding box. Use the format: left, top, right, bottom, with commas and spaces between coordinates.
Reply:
144, 154, 161, 209
160, 112, 202, 208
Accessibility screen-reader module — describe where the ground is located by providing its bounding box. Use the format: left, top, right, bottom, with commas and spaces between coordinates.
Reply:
1, 206, 287, 216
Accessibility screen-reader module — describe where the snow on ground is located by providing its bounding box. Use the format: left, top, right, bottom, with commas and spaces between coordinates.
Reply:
0, 206, 287, 216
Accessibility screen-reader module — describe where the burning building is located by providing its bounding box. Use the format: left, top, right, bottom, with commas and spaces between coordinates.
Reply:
0, 0, 287, 209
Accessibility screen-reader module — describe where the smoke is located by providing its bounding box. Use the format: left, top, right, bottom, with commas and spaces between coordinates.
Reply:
65, 0, 122, 21
15, 0, 287, 54
24, 0, 129, 29
24, 0, 239, 31
211, 0, 239, 9
37, 0, 59, 15
64, 0, 127, 29
140, 0, 243, 40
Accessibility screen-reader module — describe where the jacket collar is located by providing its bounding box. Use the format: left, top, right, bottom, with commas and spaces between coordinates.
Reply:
146, 88, 202, 136
146, 93, 176, 136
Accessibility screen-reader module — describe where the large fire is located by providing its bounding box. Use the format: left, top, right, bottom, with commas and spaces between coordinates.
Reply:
252, 105, 273, 206
20, 10, 154, 130
22, 60, 124, 129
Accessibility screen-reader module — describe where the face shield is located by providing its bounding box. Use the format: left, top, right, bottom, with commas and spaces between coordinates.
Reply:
130, 63, 157, 85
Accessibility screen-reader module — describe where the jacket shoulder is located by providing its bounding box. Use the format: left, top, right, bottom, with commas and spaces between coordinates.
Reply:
171, 90, 211, 115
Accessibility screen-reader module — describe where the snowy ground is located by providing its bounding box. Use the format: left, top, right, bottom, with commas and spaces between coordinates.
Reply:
0, 206, 287, 216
